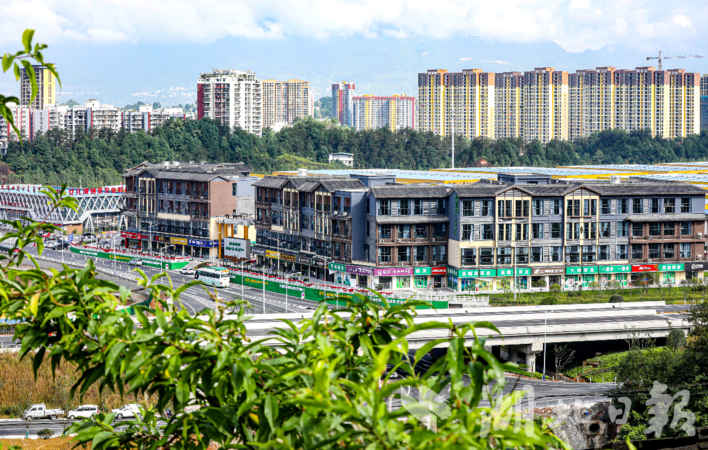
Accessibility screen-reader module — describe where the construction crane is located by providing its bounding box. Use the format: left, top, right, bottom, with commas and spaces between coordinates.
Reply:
647, 51, 706, 70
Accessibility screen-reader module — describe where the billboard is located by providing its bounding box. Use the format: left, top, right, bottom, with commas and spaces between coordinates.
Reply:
224, 237, 250, 258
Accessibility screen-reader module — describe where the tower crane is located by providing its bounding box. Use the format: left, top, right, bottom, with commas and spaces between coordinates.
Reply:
647, 51, 706, 70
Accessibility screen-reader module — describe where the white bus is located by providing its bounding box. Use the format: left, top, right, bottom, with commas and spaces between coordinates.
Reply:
195, 266, 231, 288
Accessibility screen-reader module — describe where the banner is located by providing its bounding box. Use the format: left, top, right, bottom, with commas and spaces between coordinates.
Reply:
223, 237, 249, 258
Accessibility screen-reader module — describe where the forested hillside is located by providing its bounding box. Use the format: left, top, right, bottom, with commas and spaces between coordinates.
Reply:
3, 116, 708, 187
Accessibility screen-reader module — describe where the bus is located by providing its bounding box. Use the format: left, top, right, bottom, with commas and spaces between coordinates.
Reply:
195, 266, 230, 288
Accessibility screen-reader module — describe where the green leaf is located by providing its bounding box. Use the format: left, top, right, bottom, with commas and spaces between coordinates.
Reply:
263, 394, 278, 430
22, 29, 35, 53
2, 54, 14, 72
176, 380, 189, 406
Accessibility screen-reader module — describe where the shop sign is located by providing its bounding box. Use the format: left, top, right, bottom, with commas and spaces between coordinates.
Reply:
431, 266, 447, 275
658, 263, 683, 272
121, 232, 144, 240
188, 239, 219, 248
414, 267, 431, 276
281, 253, 296, 262
566, 266, 598, 275
347, 265, 374, 276
266, 250, 279, 259
296, 256, 311, 264
374, 267, 413, 276
329, 262, 346, 272
599, 265, 631, 274
153, 235, 170, 243
685, 262, 707, 271
632, 264, 658, 273
223, 238, 249, 258
251, 247, 266, 256
498, 268, 531, 276
170, 237, 189, 246
531, 267, 565, 275
314, 260, 325, 267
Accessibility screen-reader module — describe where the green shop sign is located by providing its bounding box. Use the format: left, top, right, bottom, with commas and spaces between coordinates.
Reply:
659, 263, 684, 272
498, 268, 531, 277
566, 266, 598, 275
447, 268, 497, 278
414, 267, 431, 275
328, 263, 346, 272
599, 265, 632, 274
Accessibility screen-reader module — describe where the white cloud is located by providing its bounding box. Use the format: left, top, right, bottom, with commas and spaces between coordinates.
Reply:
0, 0, 704, 53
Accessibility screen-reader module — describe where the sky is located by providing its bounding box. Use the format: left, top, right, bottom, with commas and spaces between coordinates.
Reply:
1, 0, 706, 106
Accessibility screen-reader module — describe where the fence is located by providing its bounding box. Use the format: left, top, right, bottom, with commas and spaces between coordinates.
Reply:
70, 245, 190, 270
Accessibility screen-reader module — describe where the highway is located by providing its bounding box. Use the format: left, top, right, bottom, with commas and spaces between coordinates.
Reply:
0, 417, 161, 438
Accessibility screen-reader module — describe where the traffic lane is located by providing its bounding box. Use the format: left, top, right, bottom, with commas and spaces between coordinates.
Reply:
0, 418, 167, 436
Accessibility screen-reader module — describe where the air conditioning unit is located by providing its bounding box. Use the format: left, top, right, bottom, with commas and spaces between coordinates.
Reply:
698, 233, 703, 238
698, 255, 703, 260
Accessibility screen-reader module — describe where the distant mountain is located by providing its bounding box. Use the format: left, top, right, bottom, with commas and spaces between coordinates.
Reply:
36, 35, 708, 107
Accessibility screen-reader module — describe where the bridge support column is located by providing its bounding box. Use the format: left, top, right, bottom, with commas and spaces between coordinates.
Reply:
508, 346, 518, 365
522, 342, 543, 373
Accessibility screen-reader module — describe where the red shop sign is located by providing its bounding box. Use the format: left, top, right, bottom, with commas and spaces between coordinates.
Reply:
431, 267, 447, 275
632, 264, 657, 273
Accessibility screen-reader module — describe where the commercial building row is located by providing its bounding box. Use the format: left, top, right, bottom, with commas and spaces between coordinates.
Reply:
418, 67, 705, 144
253, 171, 708, 291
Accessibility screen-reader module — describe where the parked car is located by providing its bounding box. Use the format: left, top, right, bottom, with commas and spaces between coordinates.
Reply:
49, 241, 70, 250
180, 268, 195, 275
111, 404, 140, 420
129, 259, 143, 266
23, 403, 64, 420
67, 405, 99, 420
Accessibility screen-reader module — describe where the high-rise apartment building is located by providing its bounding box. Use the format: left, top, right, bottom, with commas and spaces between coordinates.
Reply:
352, 95, 415, 131
197, 69, 262, 136
332, 82, 355, 126
20, 65, 56, 110
520, 67, 569, 143
569, 67, 616, 140
701, 74, 708, 130
262, 79, 313, 129
494, 72, 523, 139
417, 69, 496, 139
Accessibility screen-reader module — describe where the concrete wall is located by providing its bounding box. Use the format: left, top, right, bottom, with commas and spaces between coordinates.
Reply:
209, 179, 238, 216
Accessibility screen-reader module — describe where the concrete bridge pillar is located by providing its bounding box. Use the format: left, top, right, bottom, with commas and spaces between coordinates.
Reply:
522, 342, 544, 373
508, 346, 518, 365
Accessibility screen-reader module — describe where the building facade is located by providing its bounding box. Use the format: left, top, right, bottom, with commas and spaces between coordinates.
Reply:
494, 72, 523, 140
121, 161, 254, 258
331, 81, 355, 127
352, 95, 415, 131
252, 171, 708, 291
520, 67, 569, 143
20, 65, 56, 110
262, 79, 313, 129
197, 69, 263, 136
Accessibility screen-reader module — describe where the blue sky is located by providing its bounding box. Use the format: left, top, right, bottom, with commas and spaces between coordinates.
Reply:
1, 0, 706, 106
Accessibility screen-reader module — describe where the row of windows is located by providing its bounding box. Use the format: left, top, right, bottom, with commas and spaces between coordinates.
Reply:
460, 221, 693, 240
375, 199, 447, 216
377, 245, 447, 263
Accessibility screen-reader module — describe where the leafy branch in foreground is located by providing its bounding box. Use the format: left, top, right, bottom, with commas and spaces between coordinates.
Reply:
1, 29, 61, 140
0, 187, 569, 449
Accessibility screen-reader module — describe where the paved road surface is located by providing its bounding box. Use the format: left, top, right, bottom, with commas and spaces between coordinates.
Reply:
0, 417, 162, 437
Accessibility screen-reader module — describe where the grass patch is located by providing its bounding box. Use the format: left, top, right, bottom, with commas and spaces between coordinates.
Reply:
565, 347, 666, 383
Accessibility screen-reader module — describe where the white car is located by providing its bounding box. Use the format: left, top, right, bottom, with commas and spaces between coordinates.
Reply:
129, 259, 143, 266
67, 405, 99, 419
111, 404, 141, 420
180, 268, 195, 275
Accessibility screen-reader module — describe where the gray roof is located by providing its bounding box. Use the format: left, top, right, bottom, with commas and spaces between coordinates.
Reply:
319, 179, 367, 192
587, 180, 706, 196
520, 184, 583, 196
370, 184, 450, 198
253, 177, 290, 188
626, 213, 706, 223
123, 161, 251, 178
375, 215, 450, 224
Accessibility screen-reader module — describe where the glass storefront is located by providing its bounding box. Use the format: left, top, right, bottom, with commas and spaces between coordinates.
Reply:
662, 272, 675, 285
582, 275, 595, 287
615, 274, 628, 286
396, 276, 411, 289
414, 275, 428, 288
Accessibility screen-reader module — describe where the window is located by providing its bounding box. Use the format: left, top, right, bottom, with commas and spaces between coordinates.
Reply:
399, 199, 410, 215
551, 246, 562, 262
664, 222, 675, 236
482, 224, 494, 240
631, 244, 643, 259
378, 225, 392, 239
497, 247, 512, 265
414, 199, 422, 215
565, 246, 580, 263
398, 246, 411, 262
531, 247, 543, 263
551, 223, 562, 239
582, 245, 596, 262
601, 199, 611, 214
600, 222, 611, 238
366, 222, 370, 237
415, 246, 427, 262
632, 223, 643, 237
232, 183, 238, 196
366, 198, 370, 213
632, 198, 642, 214
681, 243, 691, 258
498, 200, 512, 217
617, 222, 629, 237
681, 221, 692, 236
481, 200, 492, 216
515, 247, 528, 264
379, 200, 390, 215
415, 224, 427, 239
617, 244, 628, 260
432, 245, 446, 261
461, 248, 476, 266
498, 223, 511, 241
650, 198, 660, 214
584, 199, 597, 216
533, 199, 543, 216
515, 223, 529, 240
566, 199, 580, 216
648, 243, 661, 259
664, 198, 675, 213
583, 223, 597, 239
649, 222, 661, 236
437, 199, 447, 215
378, 247, 391, 263
552, 199, 561, 215
480, 248, 494, 265
663, 243, 675, 259
566, 223, 580, 240
619, 199, 629, 214
462, 200, 474, 217
681, 198, 691, 213
398, 224, 411, 239
532, 223, 544, 239
515, 200, 522, 217
379, 276, 392, 289
599, 245, 610, 261
462, 224, 473, 241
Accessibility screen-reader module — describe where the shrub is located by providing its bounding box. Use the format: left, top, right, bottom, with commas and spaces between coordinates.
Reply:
37, 428, 54, 440
533, 279, 547, 289
667, 328, 686, 351
540, 296, 558, 305
609, 295, 624, 303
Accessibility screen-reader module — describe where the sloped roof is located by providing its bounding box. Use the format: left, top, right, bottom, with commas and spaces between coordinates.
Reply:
370, 184, 450, 198
590, 181, 706, 196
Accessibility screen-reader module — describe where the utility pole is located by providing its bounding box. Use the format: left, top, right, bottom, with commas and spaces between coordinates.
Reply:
451, 107, 455, 169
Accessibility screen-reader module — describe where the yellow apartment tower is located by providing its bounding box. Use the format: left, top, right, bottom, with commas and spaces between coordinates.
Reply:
262, 79, 313, 129
20, 64, 56, 109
